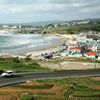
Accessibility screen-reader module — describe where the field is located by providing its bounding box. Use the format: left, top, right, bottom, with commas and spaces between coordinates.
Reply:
0, 77, 100, 100
0, 57, 49, 72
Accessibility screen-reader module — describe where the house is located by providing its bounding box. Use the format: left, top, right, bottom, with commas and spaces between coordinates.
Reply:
11, 26, 17, 29
62, 47, 82, 58
2, 25, 9, 28
68, 47, 82, 57
68, 52, 82, 58
84, 52, 96, 58
69, 47, 82, 52
61, 50, 70, 57
92, 43, 100, 53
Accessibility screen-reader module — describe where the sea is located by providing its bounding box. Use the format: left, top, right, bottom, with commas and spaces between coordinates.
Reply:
0, 33, 60, 53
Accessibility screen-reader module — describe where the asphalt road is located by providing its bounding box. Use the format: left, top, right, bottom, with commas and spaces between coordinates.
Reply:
0, 70, 100, 87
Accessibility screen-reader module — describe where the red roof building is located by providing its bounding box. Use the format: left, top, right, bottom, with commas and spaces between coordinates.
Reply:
69, 47, 82, 51
85, 52, 96, 56
85, 52, 96, 58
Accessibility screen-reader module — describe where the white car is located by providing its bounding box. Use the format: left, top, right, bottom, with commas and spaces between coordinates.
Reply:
1, 71, 14, 77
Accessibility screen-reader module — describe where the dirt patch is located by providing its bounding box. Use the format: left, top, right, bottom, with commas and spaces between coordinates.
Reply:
0, 84, 62, 95
20, 82, 33, 86
20, 81, 50, 86
91, 77, 100, 81
0, 95, 17, 100
86, 85, 100, 90
0, 82, 63, 100
0, 96, 10, 100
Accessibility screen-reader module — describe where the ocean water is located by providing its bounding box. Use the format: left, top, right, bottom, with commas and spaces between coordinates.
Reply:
0, 33, 60, 53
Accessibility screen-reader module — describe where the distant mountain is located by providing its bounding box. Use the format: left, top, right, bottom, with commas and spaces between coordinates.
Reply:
0, 18, 100, 26
23, 20, 67, 26
70, 18, 100, 23
87, 18, 100, 22
26, 18, 100, 26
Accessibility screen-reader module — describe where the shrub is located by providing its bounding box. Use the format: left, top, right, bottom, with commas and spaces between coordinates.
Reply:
20, 95, 34, 100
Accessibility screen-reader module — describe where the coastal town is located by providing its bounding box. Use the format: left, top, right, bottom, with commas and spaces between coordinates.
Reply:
0, 22, 100, 99
0, 19, 100, 71
0, 0, 100, 100
34, 32, 100, 60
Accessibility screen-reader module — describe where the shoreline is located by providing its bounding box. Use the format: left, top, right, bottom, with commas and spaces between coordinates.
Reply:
0, 34, 67, 59
0, 34, 79, 59
25, 34, 67, 59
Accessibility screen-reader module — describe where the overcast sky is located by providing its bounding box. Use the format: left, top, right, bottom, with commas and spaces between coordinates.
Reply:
0, 0, 100, 23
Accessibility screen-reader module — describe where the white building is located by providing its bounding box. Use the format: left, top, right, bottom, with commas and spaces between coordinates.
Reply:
92, 43, 100, 52
2, 25, 9, 28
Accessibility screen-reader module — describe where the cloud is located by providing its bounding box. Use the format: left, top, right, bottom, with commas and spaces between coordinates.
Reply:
0, 0, 100, 23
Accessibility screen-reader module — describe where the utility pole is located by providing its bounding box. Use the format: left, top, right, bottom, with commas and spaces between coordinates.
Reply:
94, 58, 96, 69
59, 59, 61, 71
94, 48, 98, 69
94, 55, 98, 69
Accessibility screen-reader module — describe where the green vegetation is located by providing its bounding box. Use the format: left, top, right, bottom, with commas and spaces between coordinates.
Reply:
10, 84, 54, 89
0, 77, 100, 100
46, 57, 100, 63
66, 57, 100, 63
36, 92, 56, 95
46, 26, 68, 34
0, 57, 49, 72
37, 23, 100, 34
37, 77, 100, 100
20, 95, 34, 100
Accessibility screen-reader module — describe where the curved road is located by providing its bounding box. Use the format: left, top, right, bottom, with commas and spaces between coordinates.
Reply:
0, 70, 100, 87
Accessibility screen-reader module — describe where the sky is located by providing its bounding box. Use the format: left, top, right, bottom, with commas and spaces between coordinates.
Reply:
0, 0, 100, 23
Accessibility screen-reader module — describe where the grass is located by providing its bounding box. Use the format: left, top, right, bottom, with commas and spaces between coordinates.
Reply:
66, 58, 100, 63
37, 23, 100, 34
10, 84, 54, 89
51, 57, 100, 63
37, 26, 68, 34
20, 95, 34, 100
47, 26, 68, 34
36, 92, 56, 95
0, 57, 50, 72
0, 77, 100, 100
35, 77, 100, 99
75, 86, 100, 91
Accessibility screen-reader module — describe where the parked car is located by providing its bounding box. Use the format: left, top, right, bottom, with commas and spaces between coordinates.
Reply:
1, 71, 14, 77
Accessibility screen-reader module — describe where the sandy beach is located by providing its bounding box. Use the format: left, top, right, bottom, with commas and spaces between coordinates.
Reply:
26, 46, 62, 59
25, 34, 79, 59
0, 34, 68, 59
0, 46, 62, 59
0, 34, 79, 59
